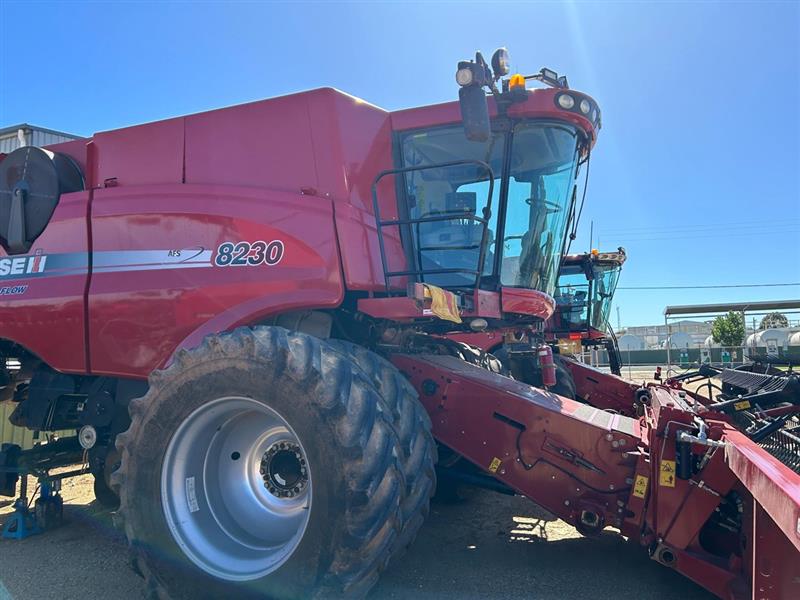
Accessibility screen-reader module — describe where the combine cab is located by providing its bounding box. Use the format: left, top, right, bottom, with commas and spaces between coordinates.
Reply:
545, 248, 644, 414
549, 248, 625, 372
0, 49, 797, 599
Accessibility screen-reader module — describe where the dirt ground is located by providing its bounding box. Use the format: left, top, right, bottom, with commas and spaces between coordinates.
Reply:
0, 473, 713, 600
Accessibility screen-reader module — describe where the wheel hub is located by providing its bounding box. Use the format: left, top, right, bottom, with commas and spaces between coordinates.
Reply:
261, 441, 308, 498
161, 396, 312, 581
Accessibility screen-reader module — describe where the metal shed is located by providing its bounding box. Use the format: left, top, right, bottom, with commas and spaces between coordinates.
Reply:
0, 123, 83, 154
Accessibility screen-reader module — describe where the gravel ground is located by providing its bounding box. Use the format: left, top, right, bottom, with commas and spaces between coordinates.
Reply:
0, 474, 713, 600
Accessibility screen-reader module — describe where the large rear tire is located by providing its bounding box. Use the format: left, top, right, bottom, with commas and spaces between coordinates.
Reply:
113, 327, 404, 599
326, 340, 436, 556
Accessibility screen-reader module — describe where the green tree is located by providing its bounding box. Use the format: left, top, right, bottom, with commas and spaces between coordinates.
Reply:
711, 311, 746, 347
759, 312, 789, 329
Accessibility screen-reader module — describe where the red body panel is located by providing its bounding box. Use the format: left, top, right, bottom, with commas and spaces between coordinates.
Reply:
751, 503, 800, 599
88, 184, 342, 378
725, 429, 800, 553
560, 356, 640, 414
500, 287, 556, 320
0, 192, 90, 373
392, 353, 639, 529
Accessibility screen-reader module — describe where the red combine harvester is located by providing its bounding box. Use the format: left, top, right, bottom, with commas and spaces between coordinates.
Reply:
548, 248, 626, 372
0, 49, 797, 598
548, 248, 647, 415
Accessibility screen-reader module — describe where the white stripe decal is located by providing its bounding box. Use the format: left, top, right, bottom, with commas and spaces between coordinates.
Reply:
0, 249, 216, 281
91, 263, 214, 273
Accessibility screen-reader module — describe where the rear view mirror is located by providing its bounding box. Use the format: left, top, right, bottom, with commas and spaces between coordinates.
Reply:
459, 84, 490, 142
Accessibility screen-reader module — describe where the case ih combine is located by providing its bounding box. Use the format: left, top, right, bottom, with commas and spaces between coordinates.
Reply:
0, 49, 798, 598
549, 248, 625, 372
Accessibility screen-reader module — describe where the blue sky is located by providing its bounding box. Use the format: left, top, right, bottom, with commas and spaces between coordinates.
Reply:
1, 1, 798, 326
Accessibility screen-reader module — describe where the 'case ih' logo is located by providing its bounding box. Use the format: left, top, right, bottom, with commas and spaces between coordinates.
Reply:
0, 255, 47, 278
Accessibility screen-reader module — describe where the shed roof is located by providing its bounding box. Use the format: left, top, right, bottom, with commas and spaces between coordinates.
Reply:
664, 299, 800, 316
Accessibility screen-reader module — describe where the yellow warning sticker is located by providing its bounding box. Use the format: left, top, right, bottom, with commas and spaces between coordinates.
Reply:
633, 474, 649, 499
659, 460, 676, 488
734, 400, 751, 411
488, 457, 502, 473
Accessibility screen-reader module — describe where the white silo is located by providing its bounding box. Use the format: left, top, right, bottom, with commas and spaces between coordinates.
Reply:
664, 332, 692, 350
704, 335, 720, 348
758, 328, 789, 355
618, 334, 645, 351
789, 331, 800, 347
745, 333, 760, 347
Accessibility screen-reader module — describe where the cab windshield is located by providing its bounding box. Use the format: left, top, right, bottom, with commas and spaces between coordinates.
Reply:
591, 263, 621, 330
554, 262, 622, 332
398, 121, 580, 295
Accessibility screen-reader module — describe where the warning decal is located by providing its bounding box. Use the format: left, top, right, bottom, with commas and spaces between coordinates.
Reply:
659, 460, 676, 488
488, 457, 502, 473
633, 474, 649, 499
733, 400, 751, 411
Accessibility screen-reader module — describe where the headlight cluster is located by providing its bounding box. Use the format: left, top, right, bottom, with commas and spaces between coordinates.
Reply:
555, 92, 601, 128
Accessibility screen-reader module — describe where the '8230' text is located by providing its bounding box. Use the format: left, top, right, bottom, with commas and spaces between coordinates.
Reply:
213, 241, 285, 267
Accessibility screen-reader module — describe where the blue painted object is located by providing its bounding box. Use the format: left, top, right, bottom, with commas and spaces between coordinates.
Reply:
1, 477, 63, 540
1, 498, 41, 540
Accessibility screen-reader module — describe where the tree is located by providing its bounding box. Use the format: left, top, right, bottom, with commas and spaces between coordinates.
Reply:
760, 312, 789, 329
711, 311, 746, 347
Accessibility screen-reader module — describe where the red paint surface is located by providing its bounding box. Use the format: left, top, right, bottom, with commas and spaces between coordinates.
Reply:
392, 353, 639, 530
560, 357, 640, 415
751, 502, 800, 599
88, 184, 343, 378
500, 287, 556, 319
725, 429, 800, 553
0, 192, 90, 373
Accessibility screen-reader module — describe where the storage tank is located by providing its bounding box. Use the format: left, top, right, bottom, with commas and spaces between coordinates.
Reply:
704, 335, 720, 348
617, 334, 644, 351
789, 331, 800, 347
664, 332, 692, 350
745, 332, 760, 347
758, 328, 789, 351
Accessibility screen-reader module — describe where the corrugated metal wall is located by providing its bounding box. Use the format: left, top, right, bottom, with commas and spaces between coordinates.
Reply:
0, 403, 74, 450
0, 127, 80, 154
0, 402, 36, 449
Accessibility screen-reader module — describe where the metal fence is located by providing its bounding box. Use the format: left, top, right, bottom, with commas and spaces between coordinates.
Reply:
580, 345, 799, 369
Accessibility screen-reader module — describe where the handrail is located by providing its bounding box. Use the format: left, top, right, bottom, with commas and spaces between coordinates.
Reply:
370, 159, 495, 293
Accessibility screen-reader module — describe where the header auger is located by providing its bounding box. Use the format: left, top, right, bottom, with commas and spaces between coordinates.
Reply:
0, 48, 797, 598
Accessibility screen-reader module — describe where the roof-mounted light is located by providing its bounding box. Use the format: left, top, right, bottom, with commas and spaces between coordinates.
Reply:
456, 67, 474, 87
491, 48, 510, 78
557, 94, 575, 109
509, 74, 525, 89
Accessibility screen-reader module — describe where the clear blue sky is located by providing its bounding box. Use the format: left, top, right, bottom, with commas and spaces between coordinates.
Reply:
1, 1, 798, 326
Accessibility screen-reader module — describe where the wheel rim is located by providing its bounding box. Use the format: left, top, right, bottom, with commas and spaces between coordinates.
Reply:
161, 396, 312, 581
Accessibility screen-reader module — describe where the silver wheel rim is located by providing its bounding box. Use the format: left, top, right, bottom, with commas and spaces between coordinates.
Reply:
161, 396, 312, 581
